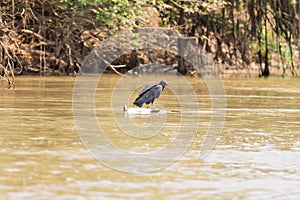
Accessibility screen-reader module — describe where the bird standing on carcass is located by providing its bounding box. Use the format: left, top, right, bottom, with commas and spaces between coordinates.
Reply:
133, 80, 169, 110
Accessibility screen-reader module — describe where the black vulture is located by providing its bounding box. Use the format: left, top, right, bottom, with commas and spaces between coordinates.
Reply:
133, 80, 169, 108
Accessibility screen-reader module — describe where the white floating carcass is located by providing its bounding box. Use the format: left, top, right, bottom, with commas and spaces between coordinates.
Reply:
123, 105, 164, 115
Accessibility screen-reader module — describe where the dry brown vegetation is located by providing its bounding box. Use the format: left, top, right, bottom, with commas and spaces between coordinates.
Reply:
0, 1, 112, 87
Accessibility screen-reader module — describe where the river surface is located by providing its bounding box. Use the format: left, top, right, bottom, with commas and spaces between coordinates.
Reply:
0, 75, 299, 199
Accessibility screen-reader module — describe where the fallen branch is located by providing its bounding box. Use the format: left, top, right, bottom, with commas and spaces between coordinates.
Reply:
0, 63, 14, 89
93, 49, 124, 76
111, 64, 126, 68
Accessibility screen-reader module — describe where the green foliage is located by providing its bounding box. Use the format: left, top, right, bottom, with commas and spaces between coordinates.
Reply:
156, 0, 227, 26
250, 20, 295, 68
281, 44, 293, 67
59, 0, 152, 31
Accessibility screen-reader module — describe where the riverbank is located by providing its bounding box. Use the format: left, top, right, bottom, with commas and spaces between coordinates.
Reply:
1, 1, 299, 81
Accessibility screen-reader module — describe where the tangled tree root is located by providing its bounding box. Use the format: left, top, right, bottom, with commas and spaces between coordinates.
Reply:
0, 0, 110, 88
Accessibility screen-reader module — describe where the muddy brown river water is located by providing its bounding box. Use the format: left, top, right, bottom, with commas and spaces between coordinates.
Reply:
0, 75, 299, 199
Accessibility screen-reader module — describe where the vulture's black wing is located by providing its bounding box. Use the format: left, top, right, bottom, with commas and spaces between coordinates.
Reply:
133, 84, 163, 107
